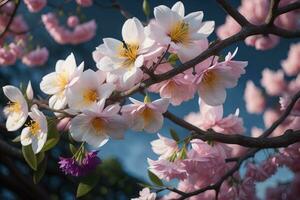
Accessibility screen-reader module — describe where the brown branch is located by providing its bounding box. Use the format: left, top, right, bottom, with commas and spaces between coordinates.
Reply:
275, 1, 300, 17
216, 0, 250, 26
266, 0, 280, 25
0, 0, 20, 39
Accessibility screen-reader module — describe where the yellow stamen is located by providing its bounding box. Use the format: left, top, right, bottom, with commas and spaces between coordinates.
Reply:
83, 89, 98, 104
202, 70, 217, 87
118, 43, 139, 68
57, 72, 69, 90
28, 120, 41, 136
169, 21, 190, 45
7, 102, 21, 113
142, 107, 154, 126
91, 117, 106, 134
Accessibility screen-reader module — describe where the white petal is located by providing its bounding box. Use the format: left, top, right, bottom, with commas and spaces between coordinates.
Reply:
198, 84, 226, 106
144, 111, 164, 133
56, 53, 76, 74
150, 98, 170, 113
171, 1, 185, 17
6, 112, 27, 131
195, 21, 215, 39
184, 11, 203, 32
40, 72, 62, 95
103, 38, 122, 54
20, 127, 32, 146
31, 132, 47, 154
122, 17, 145, 44
97, 83, 115, 100
154, 5, 181, 32
3, 85, 24, 102
26, 81, 34, 100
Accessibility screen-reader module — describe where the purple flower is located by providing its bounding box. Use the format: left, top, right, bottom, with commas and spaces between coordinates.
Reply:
58, 151, 101, 177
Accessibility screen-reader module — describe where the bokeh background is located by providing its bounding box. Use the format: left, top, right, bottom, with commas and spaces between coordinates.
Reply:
0, 0, 298, 199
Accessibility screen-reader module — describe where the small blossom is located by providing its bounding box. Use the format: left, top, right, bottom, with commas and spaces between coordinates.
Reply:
67, 69, 114, 111
121, 97, 169, 133
147, 1, 214, 62
132, 188, 157, 200
40, 53, 84, 110
151, 133, 178, 159
3, 85, 28, 131
21, 105, 47, 154
70, 100, 127, 147
194, 48, 247, 106
281, 42, 300, 76
26, 81, 34, 100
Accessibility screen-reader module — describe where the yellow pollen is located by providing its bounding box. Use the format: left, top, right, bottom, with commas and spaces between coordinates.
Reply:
7, 102, 21, 113
118, 43, 139, 68
28, 120, 41, 136
83, 89, 98, 104
202, 70, 217, 87
91, 117, 105, 133
142, 107, 154, 125
57, 72, 68, 90
168, 21, 190, 45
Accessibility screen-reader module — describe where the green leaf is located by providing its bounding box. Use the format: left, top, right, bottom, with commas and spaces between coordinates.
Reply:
69, 143, 77, 155
142, 0, 151, 17
76, 170, 101, 198
148, 170, 163, 186
12, 135, 21, 143
170, 129, 180, 142
178, 145, 187, 160
42, 120, 60, 152
36, 152, 45, 164
33, 158, 47, 184
22, 145, 37, 170
167, 53, 179, 65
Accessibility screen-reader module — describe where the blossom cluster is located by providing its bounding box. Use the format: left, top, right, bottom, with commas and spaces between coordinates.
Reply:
217, 0, 300, 50
0, 0, 97, 67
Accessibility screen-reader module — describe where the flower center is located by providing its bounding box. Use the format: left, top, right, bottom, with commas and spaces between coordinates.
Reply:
91, 117, 105, 133
169, 21, 190, 45
29, 120, 41, 136
57, 72, 69, 90
142, 107, 154, 125
83, 89, 98, 104
7, 102, 21, 113
202, 70, 217, 87
119, 43, 139, 68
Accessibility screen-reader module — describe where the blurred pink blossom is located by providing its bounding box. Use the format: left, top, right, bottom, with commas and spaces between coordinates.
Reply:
244, 80, 265, 114
281, 42, 300, 76
261, 69, 286, 96
22, 47, 49, 67
24, 0, 46, 13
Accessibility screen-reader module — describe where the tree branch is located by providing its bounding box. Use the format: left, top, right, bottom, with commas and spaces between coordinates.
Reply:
0, 0, 20, 39
216, 0, 250, 26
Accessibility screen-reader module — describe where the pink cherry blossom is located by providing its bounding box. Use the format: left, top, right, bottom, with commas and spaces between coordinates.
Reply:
151, 133, 178, 159
251, 127, 263, 138
121, 97, 169, 133
22, 47, 49, 67
185, 99, 245, 135
24, 0, 46, 13
281, 42, 300, 76
194, 48, 247, 106
244, 80, 265, 114
0, 47, 16, 66
148, 63, 197, 106
147, 158, 187, 181
260, 69, 286, 96
42, 13, 96, 45
132, 188, 156, 200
